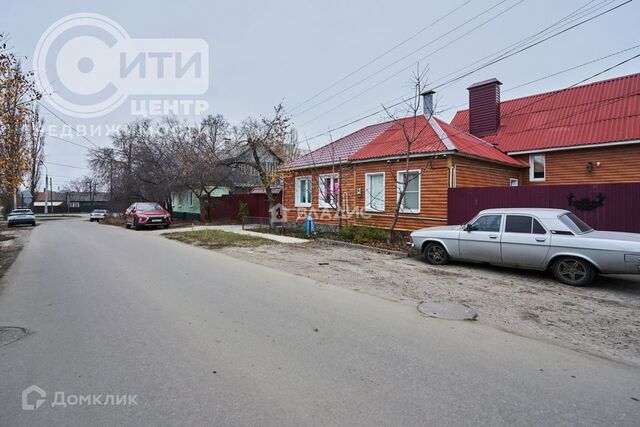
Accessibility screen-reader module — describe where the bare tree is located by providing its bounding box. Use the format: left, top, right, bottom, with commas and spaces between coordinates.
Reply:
166, 114, 235, 222
237, 103, 292, 226
382, 65, 433, 243
25, 106, 45, 207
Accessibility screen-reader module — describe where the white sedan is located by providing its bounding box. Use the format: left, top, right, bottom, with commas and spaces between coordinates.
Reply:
89, 209, 109, 222
409, 208, 640, 286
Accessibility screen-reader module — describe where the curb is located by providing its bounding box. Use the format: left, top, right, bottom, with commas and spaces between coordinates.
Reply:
317, 238, 411, 257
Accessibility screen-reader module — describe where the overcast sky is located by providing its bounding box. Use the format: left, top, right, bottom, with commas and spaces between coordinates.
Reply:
3, 0, 639, 187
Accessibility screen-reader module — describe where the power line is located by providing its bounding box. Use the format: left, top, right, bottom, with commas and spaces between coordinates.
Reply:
46, 134, 92, 150
37, 101, 100, 148
297, 0, 633, 144
296, 0, 618, 128
299, 49, 640, 167
293, 0, 517, 119
46, 161, 89, 170
437, 42, 640, 113
289, 0, 474, 113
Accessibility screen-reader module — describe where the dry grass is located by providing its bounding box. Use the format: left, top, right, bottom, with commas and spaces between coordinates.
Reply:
164, 229, 277, 249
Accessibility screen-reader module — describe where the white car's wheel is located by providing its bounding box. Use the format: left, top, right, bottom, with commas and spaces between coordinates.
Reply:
424, 242, 450, 265
551, 257, 596, 286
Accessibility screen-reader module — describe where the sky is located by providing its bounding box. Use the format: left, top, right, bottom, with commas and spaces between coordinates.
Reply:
3, 0, 640, 188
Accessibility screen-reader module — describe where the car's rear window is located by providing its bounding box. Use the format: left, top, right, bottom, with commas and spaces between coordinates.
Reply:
11, 209, 32, 214
559, 213, 593, 234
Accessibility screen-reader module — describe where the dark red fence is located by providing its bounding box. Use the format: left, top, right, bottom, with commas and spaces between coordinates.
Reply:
202, 193, 281, 222
448, 183, 640, 233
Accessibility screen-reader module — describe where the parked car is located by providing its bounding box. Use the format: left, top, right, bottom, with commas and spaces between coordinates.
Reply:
7, 209, 36, 227
89, 209, 109, 222
409, 208, 640, 286
124, 202, 171, 230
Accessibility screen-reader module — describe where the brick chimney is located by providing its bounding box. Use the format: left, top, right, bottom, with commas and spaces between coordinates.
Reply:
467, 78, 502, 137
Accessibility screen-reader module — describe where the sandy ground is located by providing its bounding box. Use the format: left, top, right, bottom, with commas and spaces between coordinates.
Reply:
220, 240, 640, 367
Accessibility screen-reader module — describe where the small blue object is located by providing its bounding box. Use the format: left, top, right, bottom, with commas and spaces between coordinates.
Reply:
305, 214, 315, 236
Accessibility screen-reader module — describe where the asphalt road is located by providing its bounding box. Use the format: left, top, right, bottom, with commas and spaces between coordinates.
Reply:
1, 218, 639, 426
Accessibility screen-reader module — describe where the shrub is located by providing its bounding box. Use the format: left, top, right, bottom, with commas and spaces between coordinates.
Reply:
339, 225, 387, 244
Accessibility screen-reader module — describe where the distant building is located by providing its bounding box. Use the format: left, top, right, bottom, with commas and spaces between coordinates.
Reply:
33, 191, 110, 213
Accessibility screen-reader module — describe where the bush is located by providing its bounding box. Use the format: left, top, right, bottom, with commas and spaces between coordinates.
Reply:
339, 225, 387, 244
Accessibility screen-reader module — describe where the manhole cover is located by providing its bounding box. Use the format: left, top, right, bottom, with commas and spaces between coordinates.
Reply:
417, 301, 477, 321
0, 327, 29, 347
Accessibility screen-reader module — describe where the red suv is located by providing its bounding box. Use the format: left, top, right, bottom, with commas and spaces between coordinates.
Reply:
125, 202, 171, 230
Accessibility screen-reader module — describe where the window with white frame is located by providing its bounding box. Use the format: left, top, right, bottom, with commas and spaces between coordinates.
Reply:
318, 174, 339, 208
295, 176, 311, 207
365, 173, 385, 212
510, 178, 519, 187
529, 154, 546, 181
397, 170, 420, 213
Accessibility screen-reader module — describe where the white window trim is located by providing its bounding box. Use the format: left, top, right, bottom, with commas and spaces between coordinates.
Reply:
529, 154, 546, 182
318, 173, 339, 208
294, 176, 311, 208
397, 169, 421, 214
364, 172, 385, 212
510, 178, 519, 187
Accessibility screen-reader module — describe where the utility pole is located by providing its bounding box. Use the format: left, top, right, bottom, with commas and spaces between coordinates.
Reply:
44, 174, 49, 214
49, 176, 53, 214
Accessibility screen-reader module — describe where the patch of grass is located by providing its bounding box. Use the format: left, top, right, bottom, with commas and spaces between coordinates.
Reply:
164, 230, 277, 248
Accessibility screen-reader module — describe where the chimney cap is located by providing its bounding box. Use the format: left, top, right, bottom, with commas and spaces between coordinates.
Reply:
467, 78, 502, 90
420, 89, 436, 96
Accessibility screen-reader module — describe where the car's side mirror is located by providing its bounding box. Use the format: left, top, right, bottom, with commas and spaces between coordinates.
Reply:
463, 223, 472, 232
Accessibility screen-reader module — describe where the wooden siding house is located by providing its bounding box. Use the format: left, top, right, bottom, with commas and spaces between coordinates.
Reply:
282, 72, 640, 231
450, 73, 640, 186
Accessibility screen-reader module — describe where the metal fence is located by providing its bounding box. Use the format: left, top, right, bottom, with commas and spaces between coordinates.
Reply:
448, 182, 640, 233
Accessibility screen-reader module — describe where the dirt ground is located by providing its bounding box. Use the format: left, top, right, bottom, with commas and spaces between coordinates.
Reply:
221, 240, 640, 367
0, 225, 32, 282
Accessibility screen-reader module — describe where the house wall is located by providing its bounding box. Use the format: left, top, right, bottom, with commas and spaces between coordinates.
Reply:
351, 157, 450, 231
282, 155, 522, 231
516, 143, 640, 185
171, 187, 229, 221
453, 156, 522, 187
282, 164, 356, 225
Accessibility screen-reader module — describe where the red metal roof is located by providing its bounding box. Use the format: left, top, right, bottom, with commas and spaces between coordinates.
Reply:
349, 116, 523, 166
435, 119, 524, 166
287, 121, 392, 169
450, 72, 640, 152
349, 116, 444, 160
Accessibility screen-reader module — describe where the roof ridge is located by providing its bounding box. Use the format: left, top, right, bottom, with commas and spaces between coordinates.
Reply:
454, 71, 640, 115
429, 116, 456, 151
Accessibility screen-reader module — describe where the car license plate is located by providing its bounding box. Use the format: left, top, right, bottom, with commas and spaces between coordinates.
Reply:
151, 219, 162, 222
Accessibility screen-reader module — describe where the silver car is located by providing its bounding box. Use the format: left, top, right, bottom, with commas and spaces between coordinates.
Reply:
409, 208, 640, 286
89, 209, 109, 222
7, 209, 36, 227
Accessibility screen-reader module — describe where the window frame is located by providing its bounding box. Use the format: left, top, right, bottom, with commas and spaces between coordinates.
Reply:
294, 175, 312, 208
529, 154, 546, 182
469, 214, 503, 233
364, 172, 385, 212
397, 169, 421, 214
504, 214, 548, 234
318, 173, 339, 208
509, 178, 519, 187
